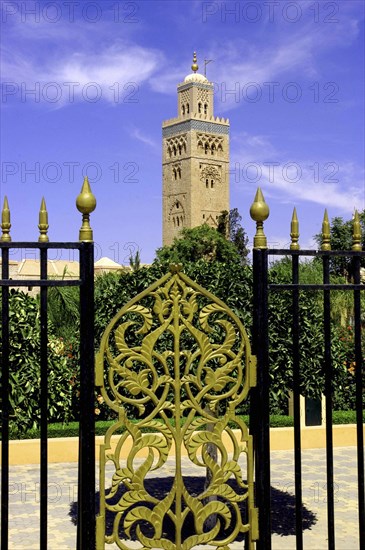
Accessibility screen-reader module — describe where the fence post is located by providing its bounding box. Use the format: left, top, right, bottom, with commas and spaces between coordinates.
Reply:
76, 177, 96, 550
250, 188, 271, 550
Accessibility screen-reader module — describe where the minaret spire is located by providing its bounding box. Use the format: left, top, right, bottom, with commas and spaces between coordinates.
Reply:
191, 52, 198, 73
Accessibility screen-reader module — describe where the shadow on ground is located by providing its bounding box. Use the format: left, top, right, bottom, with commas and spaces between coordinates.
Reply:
70, 477, 317, 541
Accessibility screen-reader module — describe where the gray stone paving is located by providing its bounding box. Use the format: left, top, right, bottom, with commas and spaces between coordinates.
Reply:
2, 447, 362, 549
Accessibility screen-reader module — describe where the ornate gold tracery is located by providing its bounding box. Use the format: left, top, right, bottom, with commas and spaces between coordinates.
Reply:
96, 266, 258, 549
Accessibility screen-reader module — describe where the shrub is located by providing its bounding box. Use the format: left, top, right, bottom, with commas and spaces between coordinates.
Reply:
0, 290, 73, 435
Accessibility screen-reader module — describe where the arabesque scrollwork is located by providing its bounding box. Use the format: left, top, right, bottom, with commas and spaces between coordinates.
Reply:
96, 266, 258, 549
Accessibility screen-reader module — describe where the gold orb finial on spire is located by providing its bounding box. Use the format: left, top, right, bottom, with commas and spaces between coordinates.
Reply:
76, 176, 96, 242
191, 52, 198, 73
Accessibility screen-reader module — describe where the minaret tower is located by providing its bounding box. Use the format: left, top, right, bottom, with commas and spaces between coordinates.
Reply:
162, 52, 230, 246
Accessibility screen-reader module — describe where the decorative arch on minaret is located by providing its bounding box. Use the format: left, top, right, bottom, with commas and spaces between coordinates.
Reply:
169, 198, 185, 230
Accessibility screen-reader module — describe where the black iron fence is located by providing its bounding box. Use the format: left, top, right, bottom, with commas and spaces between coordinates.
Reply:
0, 181, 96, 550
251, 244, 364, 550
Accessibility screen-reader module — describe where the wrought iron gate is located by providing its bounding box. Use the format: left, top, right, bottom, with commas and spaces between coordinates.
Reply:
0, 178, 96, 550
96, 265, 258, 549
250, 188, 365, 550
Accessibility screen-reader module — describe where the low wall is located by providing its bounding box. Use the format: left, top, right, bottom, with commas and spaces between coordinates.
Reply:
1, 424, 364, 466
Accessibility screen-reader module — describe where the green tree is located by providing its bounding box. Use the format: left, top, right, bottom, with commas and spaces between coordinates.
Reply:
155, 224, 242, 266
217, 208, 250, 264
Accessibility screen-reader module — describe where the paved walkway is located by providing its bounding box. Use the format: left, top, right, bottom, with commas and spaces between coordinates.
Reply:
2, 447, 361, 549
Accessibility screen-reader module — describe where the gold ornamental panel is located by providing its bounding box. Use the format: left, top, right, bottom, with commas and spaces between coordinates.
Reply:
96, 266, 258, 549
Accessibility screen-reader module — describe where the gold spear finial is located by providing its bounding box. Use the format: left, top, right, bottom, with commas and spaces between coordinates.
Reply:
76, 176, 96, 242
1, 196, 11, 242
250, 187, 270, 249
290, 207, 300, 250
191, 52, 198, 73
321, 209, 331, 251
38, 197, 49, 243
352, 210, 362, 251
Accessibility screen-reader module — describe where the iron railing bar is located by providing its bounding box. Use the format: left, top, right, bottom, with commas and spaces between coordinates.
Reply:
0, 242, 83, 249
77, 242, 95, 549
0, 279, 82, 287
353, 256, 365, 548
323, 255, 335, 549
267, 249, 365, 257
1, 248, 10, 550
252, 248, 271, 550
40, 248, 48, 549
292, 255, 303, 549
269, 284, 365, 291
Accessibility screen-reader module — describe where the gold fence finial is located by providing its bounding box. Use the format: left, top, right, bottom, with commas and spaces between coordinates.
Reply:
76, 176, 96, 242
1, 196, 11, 242
321, 209, 331, 250
38, 197, 49, 243
352, 210, 362, 251
250, 187, 269, 249
290, 207, 300, 250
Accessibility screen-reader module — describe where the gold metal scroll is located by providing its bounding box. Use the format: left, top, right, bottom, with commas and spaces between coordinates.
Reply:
96, 266, 258, 549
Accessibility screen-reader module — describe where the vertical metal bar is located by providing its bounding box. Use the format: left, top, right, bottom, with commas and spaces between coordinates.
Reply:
323, 254, 335, 549
77, 242, 95, 550
352, 255, 365, 548
40, 247, 48, 549
292, 253, 303, 550
1, 246, 10, 550
251, 248, 271, 549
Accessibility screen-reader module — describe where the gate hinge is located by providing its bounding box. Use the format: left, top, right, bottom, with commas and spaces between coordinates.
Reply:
249, 506, 259, 541
249, 355, 257, 388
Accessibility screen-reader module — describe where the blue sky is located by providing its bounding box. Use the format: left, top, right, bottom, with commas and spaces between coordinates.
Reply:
1, 0, 364, 264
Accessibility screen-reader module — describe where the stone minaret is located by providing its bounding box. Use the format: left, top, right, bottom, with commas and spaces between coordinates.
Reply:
162, 53, 230, 246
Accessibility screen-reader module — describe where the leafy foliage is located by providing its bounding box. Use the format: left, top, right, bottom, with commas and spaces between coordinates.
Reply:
47, 284, 80, 341
217, 208, 250, 264
267, 258, 364, 412
4, 253, 363, 434
0, 290, 73, 435
333, 325, 365, 410
155, 225, 242, 266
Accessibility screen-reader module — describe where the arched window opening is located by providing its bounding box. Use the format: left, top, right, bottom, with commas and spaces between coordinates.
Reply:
211, 180, 214, 188
211, 144, 215, 155
176, 202, 179, 209
204, 103, 208, 114
186, 103, 190, 113
178, 145, 182, 155
218, 144, 223, 153
198, 102, 202, 113
173, 146, 177, 156
206, 178, 209, 188
177, 168, 181, 179
168, 147, 172, 158
205, 143, 209, 155
203, 214, 205, 219
177, 217, 180, 227
182, 105, 185, 115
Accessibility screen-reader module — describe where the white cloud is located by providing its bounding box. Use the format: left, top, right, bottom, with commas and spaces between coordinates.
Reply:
231, 133, 365, 213
1, 43, 163, 106
130, 128, 158, 150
